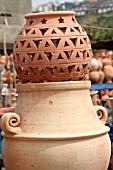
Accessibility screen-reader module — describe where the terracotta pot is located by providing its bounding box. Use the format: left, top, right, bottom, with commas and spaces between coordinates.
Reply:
98, 70, 105, 83
0, 81, 111, 170
102, 57, 112, 66
97, 59, 103, 71
90, 58, 99, 72
13, 11, 92, 83
103, 65, 113, 82
89, 71, 99, 83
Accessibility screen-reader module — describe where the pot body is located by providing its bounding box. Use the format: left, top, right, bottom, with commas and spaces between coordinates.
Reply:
2, 134, 110, 170
13, 11, 92, 83
1, 81, 111, 170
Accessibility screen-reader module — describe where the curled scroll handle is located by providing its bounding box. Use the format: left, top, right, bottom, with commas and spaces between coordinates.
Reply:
0, 112, 21, 134
95, 105, 108, 125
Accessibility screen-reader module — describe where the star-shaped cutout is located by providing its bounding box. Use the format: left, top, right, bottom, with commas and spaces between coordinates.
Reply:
72, 17, 76, 23
29, 19, 33, 25
58, 17, 64, 23
41, 18, 47, 24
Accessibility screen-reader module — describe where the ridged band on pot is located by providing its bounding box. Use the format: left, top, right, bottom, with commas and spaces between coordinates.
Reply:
13, 11, 92, 83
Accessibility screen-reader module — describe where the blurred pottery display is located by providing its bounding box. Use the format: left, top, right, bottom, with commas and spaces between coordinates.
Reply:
101, 90, 109, 102
13, 11, 92, 83
0, 81, 111, 170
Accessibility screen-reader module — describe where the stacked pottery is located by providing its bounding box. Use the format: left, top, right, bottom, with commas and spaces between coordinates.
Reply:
0, 11, 111, 170
89, 57, 105, 84
0, 54, 18, 108
98, 50, 113, 83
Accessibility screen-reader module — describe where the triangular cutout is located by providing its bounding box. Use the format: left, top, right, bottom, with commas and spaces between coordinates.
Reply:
16, 43, 18, 48
45, 52, 53, 61
80, 39, 84, 45
20, 40, 26, 47
82, 50, 86, 58
57, 54, 64, 60
45, 41, 50, 47
72, 17, 76, 23
47, 67, 53, 74
67, 65, 75, 74
83, 38, 87, 43
76, 52, 80, 58
40, 28, 48, 35
23, 57, 26, 62
27, 53, 35, 61
52, 29, 57, 34
26, 70, 29, 75
74, 27, 81, 33
70, 28, 75, 32
83, 64, 88, 69
87, 52, 90, 57
37, 54, 43, 60
51, 38, 61, 47
25, 29, 31, 34
64, 50, 73, 59
29, 67, 36, 74
64, 41, 69, 47
32, 30, 36, 34
27, 43, 31, 48
76, 67, 80, 72
59, 68, 64, 73
58, 27, 67, 34
33, 40, 41, 48
70, 38, 77, 46
29, 20, 33, 25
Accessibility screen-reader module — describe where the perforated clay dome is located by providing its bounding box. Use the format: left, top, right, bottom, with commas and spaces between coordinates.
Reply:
13, 11, 92, 83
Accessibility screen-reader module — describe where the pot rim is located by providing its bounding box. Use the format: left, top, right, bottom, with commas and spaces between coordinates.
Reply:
17, 81, 91, 92
25, 11, 76, 19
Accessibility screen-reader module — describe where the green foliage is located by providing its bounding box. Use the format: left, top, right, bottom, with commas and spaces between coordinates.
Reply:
77, 11, 113, 42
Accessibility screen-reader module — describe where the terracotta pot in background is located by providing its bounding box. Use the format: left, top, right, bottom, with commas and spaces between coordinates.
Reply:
90, 58, 99, 72
89, 71, 99, 83
102, 56, 112, 66
98, 70, 105, 83
103, 65, 113, 83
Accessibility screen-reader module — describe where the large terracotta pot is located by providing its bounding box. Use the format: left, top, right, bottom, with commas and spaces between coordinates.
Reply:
0, 81, 111, 170
13, 11, 92, 83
